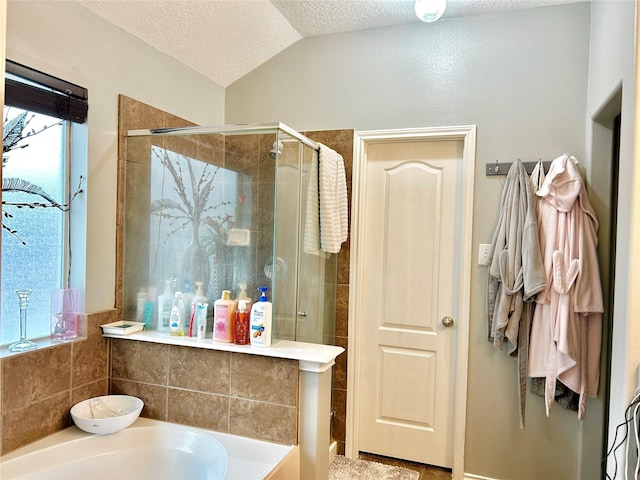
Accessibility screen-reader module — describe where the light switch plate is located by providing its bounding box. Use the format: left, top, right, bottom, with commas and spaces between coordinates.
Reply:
478, 244, 491, 266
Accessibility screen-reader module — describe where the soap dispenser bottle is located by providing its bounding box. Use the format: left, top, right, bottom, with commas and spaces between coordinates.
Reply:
234, 283, 252, 312
169, 291, 185, 336
250, 287, 272, 347
157, 279, 173, 332
234, 300, 250, 345
189, 281, 207, 337
213, 290, 236, 343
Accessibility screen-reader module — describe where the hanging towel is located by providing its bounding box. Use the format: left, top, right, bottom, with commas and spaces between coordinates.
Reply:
303, 149, 327, 257
317, 143, 349, 253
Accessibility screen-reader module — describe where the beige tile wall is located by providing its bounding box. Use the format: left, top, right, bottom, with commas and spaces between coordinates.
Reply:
0, 309, 113, 454
109, 339, 298, 445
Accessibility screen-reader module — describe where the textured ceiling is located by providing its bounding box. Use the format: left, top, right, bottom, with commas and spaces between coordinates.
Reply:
75, 0, 584, 87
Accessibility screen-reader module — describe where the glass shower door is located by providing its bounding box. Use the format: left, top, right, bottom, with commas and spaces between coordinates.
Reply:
295, 143, 336, 345
270, 132, 337, 345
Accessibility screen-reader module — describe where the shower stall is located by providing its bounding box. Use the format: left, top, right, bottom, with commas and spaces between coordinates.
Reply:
121, 123, 336, 345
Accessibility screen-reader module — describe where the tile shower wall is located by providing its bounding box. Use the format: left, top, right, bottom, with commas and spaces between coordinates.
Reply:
118, 95, 276, 318
117, 95, 197, 318
110, 340, 298, 445
0, 310, 112, 454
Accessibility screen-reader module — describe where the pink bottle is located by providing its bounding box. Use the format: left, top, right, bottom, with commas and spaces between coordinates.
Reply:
213, 290, 235, 343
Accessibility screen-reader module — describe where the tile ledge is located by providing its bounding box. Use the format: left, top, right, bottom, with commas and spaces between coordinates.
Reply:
104, 330, 344, 372
0, 336, 87, 359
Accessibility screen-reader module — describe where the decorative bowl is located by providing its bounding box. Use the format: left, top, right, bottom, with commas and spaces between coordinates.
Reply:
70, 395, 144, 435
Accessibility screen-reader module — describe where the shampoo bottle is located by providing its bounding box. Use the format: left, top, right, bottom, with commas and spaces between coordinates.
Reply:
250, 287, 272, 347
136, 287, 147, 322
213, 290, 236, 343
157, 279, 173, 332
234, 300, 250, 345
169, 291, 185, 336
143, 286, 156, 329
181, 281, 193, 320
189, 281, 207, 337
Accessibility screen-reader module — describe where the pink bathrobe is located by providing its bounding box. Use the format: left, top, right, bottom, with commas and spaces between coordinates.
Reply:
528, 154, 603, 420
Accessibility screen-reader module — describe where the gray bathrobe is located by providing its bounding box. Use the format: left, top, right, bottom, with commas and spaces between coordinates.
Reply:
487, 159, 546, 428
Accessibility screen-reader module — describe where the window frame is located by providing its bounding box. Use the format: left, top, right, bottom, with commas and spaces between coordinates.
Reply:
2, 61, 88, 348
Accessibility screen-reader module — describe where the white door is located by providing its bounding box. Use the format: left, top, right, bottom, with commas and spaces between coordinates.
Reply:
356, 139, 464, 468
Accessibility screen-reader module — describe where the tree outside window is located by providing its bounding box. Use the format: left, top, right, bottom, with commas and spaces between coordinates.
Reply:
1, 107, 69, 345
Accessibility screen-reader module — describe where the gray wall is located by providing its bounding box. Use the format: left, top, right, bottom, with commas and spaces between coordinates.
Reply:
227, 4, 601, 479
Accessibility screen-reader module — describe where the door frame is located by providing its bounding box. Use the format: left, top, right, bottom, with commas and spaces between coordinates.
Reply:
345, 126, 476, 479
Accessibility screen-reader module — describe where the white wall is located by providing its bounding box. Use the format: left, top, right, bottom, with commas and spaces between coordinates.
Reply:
5, 0, 226, 313
226, 4, 601, 479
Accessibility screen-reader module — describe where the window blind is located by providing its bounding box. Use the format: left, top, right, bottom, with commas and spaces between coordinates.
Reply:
5, 60, 88, 124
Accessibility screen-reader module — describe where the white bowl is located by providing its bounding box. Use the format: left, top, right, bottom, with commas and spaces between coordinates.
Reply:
70, 395, 144, 435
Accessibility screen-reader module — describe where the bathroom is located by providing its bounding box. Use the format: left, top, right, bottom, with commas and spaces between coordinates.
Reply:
0, 1, 638, 479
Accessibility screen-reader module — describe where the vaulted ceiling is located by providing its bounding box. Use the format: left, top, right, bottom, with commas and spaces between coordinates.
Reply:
75, 0, 584, 87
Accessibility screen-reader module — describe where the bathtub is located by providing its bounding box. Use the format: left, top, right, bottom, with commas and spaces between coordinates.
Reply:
0, 418, 299, 479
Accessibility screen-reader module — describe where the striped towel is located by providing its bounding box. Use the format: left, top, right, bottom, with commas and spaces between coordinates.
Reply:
303, 148, 326, 257
319, 144, 348, 253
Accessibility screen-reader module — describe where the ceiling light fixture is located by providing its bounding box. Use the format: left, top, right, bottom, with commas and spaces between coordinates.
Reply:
414, 0, 447, 23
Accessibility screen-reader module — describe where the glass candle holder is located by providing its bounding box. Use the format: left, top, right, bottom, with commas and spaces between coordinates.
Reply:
8, 289, 37, 352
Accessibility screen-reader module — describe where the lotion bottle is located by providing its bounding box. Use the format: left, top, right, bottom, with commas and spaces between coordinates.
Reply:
157, 279, 173, 332
213, 290, 236, 343
189, 281, 207, 337
250, 287, 272, 347
169, 291, 185, 336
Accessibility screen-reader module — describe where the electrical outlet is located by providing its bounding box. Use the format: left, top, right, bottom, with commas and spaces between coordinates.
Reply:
478, 244, 491, 266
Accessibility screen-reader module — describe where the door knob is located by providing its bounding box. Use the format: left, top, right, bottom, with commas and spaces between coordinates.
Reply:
442, 316, 454, 327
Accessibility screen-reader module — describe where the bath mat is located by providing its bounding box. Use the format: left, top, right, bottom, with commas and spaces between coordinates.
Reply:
329, 455, 420, 480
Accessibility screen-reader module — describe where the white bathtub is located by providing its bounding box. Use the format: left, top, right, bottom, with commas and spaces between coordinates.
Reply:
0, 418, 299, 480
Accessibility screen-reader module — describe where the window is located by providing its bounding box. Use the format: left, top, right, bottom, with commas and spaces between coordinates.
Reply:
1, 61, 87, 347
